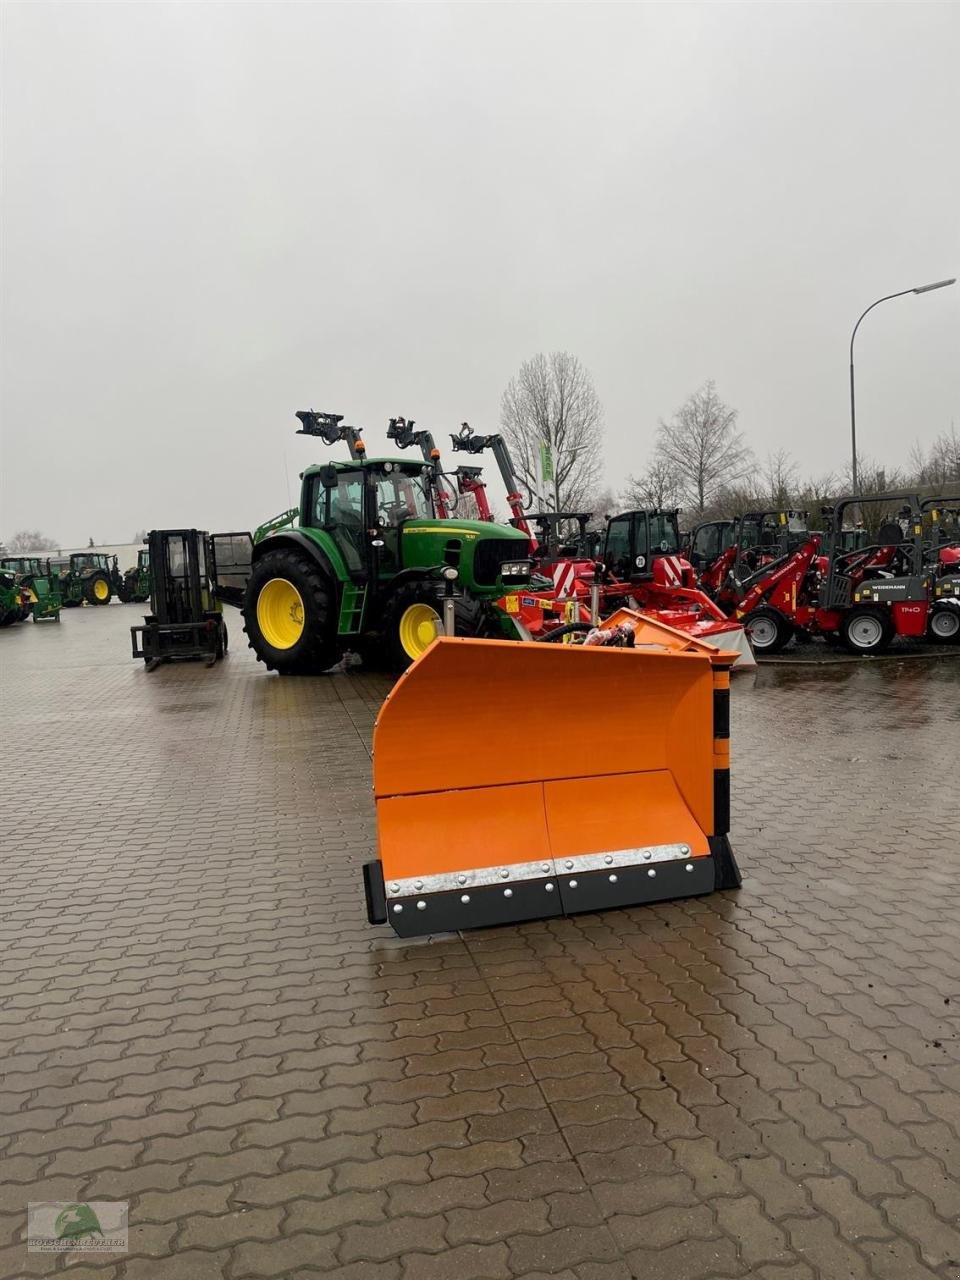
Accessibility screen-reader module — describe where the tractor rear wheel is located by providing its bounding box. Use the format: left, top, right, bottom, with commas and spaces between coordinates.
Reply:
743, 607, 792, 654
243, 549, 341, 674
378, 581, 493, 671
928, 605, 960, 643
85, 574, 113, 606
840, 606, 893, 655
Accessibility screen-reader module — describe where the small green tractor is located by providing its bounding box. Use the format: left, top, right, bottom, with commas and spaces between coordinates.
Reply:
0, 557, 62, 622
224, 411, 533, 673
118, 550, 151, 603
55, 553, 124, 607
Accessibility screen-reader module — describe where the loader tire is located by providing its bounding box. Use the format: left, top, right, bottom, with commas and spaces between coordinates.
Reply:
928, 605, 960, 643
243, 549, 342, 675
743, 607, 792, 654
378, 581, 492, 672
84, 574, 113, 606
840, 606, 893, 655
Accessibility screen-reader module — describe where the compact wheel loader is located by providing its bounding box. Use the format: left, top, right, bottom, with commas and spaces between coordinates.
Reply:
364, 616, 742, 938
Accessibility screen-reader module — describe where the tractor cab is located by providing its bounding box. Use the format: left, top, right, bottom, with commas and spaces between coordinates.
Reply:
1, 557, 45, 576
306, 458, 436, 577
70, 552, 114, 573
603, 510, 686, 584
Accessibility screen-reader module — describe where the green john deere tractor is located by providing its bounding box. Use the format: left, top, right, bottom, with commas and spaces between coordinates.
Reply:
230, 411, 533, 673
0, 567, 31, 626
0, 557, 61, 622
57, 553, 124, 607
118, 550, 151, 603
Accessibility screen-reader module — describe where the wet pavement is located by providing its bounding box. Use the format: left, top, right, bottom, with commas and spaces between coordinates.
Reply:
1, 604, 959, 1280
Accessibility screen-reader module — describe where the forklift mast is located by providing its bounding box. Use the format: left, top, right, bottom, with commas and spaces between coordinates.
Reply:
295, 410, 366, 460
450, 423, 535, 544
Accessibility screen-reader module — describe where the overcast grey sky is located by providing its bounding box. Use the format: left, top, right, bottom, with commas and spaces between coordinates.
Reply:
2, 2, 958, 546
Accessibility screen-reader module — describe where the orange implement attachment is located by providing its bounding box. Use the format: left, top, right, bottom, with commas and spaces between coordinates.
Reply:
363, 624, 740, 937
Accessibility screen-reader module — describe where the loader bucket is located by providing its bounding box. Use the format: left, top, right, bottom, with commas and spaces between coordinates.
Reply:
364, 634, 740, 937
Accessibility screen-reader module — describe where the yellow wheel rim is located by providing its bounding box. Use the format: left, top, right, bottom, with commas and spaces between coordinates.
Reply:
93, 579, 109, 600
399, 602, 441, 660
257, 578, 305, 650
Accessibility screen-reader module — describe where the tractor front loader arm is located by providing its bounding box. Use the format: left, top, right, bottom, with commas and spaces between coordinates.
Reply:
296, 410, 366, 460
387, 417, 452, 517
450, 423, 535, 546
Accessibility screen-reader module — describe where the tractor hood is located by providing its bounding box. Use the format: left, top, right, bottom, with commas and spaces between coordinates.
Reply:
399, 518, 528, 543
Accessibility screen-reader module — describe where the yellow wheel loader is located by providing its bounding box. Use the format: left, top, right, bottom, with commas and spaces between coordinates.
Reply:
363, 612, 741, 937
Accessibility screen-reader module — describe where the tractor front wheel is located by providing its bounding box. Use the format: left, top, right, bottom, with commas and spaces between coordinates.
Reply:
928, 604, 960, 643
379, 581, 493, 671
840, 606, 893, 655
243, 550, 341, 675
743, 607, 792, 655
85, 575, 113, 606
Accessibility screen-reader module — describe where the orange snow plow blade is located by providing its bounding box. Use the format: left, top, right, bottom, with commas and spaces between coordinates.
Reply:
363, 627, 740, 937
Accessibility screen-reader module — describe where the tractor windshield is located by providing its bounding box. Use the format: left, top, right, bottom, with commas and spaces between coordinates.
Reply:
375, 470, 433, 526
648, 514, 680, 554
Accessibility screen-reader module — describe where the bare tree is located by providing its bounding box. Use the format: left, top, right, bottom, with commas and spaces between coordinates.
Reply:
654, 381, 753, 516
762, 449, 799, 507
585, 486, 618, 529
6, 529, 58, 552
622, 457, 683, 510
500, 352, 604, 511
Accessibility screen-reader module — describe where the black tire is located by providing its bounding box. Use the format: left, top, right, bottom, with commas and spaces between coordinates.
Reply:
377, 580, 494, 671
62, 598, 81, 608
928, 605, 960, 644
840, 606, 894, 655
242, 549, 341, 674
84, 573, 113, 606
743, 607, 792, 655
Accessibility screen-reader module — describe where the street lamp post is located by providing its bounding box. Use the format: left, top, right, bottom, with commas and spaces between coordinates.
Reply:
849, 277, 955, 494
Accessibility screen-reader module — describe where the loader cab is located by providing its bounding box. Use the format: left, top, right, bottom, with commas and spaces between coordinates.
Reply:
687, 521, 734, 570
819, 494, 924, 610
604, 510, 681, 581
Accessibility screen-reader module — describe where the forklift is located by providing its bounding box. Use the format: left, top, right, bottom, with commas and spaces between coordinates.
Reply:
130, 530, 228, 670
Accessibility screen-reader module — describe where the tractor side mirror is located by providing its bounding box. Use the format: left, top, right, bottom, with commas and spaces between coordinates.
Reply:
318, 465, 337, 489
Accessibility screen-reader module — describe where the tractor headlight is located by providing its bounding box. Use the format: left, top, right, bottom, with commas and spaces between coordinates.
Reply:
500, 560, 533, 580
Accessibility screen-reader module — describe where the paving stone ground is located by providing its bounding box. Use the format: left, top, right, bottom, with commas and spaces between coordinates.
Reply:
1, 604, 959, 1280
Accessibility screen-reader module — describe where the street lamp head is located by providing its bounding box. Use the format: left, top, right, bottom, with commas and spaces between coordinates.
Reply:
913, 278, 956, 294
